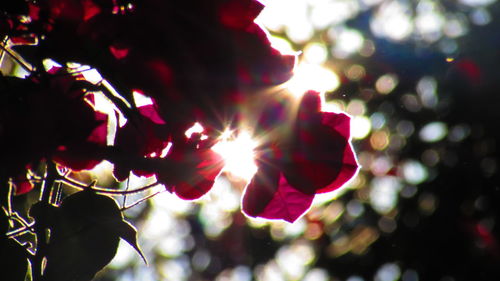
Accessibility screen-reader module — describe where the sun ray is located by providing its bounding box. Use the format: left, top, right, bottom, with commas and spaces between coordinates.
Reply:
212, 129, 259, 181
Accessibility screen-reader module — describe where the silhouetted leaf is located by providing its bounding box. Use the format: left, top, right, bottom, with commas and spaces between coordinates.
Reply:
116, 220, 147, 264
42, 189, 145, 281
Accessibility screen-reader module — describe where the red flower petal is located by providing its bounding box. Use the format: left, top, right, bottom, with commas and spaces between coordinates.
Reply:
243, 167, 314, 223
48, 0, 101, 22
316, 113, 359, 194
218, 0, 264, 30
160, 148, 224, 200
316, 139, 359, 194
137, 104, 166, 125
12, 171, 34, 195
109, 45, 129, 60
113, 104, 169, 180
232, 24, 295, 86
283, 112, 359, 194
86, 110, 108, 145
53, 97, 109, 171
241, 162, 280, 217
322, 111, 352, 140
82, 0, 101, 21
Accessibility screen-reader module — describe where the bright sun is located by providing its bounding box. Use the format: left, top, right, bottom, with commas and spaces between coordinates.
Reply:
212, 130, 259, 181
285, 63, 340, 97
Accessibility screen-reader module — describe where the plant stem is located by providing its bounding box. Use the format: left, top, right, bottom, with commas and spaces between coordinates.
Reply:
59, 175, 160, 195
120, 189, 165, 211
0, 177, 12, 215
31, 161, 57, 281
0, 41, 34, 73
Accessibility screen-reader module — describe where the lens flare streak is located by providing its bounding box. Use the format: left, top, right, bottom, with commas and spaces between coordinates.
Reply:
212, 130, 259, 181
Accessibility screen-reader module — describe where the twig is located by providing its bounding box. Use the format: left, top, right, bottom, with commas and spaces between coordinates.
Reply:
120, 189, 165, 211
0, 41, 33, 73
59, 174, 161, 195
6, 223, 35, 238
10, 212, 32, 229
93, 181, 161, 195
32, 161, 58, 281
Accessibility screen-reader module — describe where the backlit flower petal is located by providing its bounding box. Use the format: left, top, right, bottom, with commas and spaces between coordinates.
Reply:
243, 168, 314, 223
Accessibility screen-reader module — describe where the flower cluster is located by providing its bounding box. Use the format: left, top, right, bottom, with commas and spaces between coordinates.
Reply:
243, 91, 359, 222
0, 0, 358, 222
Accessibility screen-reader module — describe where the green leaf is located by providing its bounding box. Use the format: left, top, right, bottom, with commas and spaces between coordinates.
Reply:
116, 220, 147, 265
42, 189, 146, 281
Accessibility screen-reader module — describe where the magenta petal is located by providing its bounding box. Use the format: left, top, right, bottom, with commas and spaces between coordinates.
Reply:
218, 0, 264, 30
53, 110, 108, 171
243, 171, 314, 223
315, 112, 359, 193
322, 112, 351, 139
14, 180, 34, 195
13, 172, 34, 195
283, 129, 345, 193
138, 104, 166, 125
169, 149, 224, 200
316, 140, 359, 194
113, 104, 170, 181
284, 111, 358, 194
300, 91, 322, 114
174, 180, 212, 201
242, 166, 280, 218
86, 111, 108, 145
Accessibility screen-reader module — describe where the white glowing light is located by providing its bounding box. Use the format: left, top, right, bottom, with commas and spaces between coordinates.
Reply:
286, 63, 340, 97
303, 42, 328, 64
401, 160, 428, 185
416, 76, 438, 108
133, 90, 154, 106
419, 122, 448, 142
322, 100, 345, 113
375, 263, 401, 281
212, 130, 258, 181
375, 73, 399, 94
470, 8, 492, 25
444, 17, 468, 38
42, 58, 62, 70
268, 35, 298, 56
303, 268, 330, 281
286, 22, 315, 44
459, 0, 495, 7
87, 91, 121, 145
415, 12, 444, 42
351, 116, 372, 140
332, 29, 364, 58
370, 176, 402, 214
371, 1, 413, 41
63, 61, 103, 84
81, 68, 103, 84
185, 122, 204, 138
310, 1, 360, 28
276, 241, 315, 280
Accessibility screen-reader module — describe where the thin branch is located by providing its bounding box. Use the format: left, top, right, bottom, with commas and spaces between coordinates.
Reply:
122, 177, 130, 209
2, 180, 13, 215
10, 212, 32, 229
0, 41, 33, 73
6, 223, 35, 238
32, 161, 57, 281
59, 174, 161, 195
93, 181, 161, 195
99, 80, 136, 120
120, 189, 165, 211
